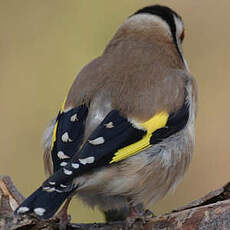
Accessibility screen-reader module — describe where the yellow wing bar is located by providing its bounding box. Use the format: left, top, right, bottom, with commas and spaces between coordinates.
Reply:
110, 111, 169, 163
51, 97, 67, 150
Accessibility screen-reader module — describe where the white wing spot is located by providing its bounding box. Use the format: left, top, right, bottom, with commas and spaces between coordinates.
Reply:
79, 157, 95, 165
128, 119, 145, 130
89, 137, 105, 145
57, 151, 70, 159
60, 161, 68, 167
64, 168, 73, 175
34, 208, 46, 216
71, 163, 79, 169
17, 206, 29, 214
43, 187, 55, 192
49, 181, 55, 185
105, 122, 114, 128
70, 114, 79, 122
62, 132, 72, 142
60, 184, 67, 188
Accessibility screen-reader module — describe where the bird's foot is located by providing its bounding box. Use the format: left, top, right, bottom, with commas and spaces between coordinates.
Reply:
125, 206, 154, 229
126, 209, 154, 224
53, 212, 71, 230
52, 198, 72, 230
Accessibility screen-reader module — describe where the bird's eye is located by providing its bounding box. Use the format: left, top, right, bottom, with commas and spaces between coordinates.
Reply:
180, 29, 185, 42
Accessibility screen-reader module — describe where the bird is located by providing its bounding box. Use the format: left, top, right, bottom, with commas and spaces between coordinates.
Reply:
15, 4, 197, 225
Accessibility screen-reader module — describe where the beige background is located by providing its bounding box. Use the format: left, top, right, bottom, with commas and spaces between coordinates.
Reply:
1, 0, 230, 222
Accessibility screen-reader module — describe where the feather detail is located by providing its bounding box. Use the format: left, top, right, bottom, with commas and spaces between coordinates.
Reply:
110, 111, 169, 163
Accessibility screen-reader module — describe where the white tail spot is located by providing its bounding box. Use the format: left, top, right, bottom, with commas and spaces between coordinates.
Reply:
71, 163, 79, 169
63, 168, 73, 175
17, 206, 29, 214
60, 161, 68, 167
34, 208, 46, 216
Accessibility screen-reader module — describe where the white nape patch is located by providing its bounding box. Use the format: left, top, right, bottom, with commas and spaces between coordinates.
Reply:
182, 57, 189, 71
128, 119, 145, 131
125, 14, 171, 37
57, 151, 70, 159
105, 122, 114, 128
62, 132, 72, 142
34, 208, 46, 216
60, 184, 67, 188
79, 157, 95, 165
63, 168, 73, 175
72, 163, 80, 169
174, 15, 184, 39
60, 161, 68, 167
88, 137, 105, 145
70, 114, 78, 122
17, 206, 29, 214
173, 15, 189, 71
49, 181, 55, 185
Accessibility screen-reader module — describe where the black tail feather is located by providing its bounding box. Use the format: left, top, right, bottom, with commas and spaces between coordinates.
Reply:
15, 187, 73, 219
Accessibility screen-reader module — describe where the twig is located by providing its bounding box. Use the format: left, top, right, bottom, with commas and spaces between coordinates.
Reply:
1, 176, 230, 230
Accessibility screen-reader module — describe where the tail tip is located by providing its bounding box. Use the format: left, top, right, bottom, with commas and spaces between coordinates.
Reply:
15, 206, 47, 218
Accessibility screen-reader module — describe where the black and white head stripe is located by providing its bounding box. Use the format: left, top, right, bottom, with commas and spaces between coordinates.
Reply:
133, 5, 185, 61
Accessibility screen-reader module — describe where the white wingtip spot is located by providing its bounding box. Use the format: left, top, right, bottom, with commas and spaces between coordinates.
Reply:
70, 114, 79, 122
63, 168, 73, 175
105, 122, 114, 128
34, 208, 46, 216
89, 137, 105, 145
60, 184, 67, 188
49, 181, 56, 185
60, 161, 68, 167
71, 163, 79, 169
17, 206, 29, 214
79, 157, 95, 165
43, 187, 55, 192
57, 151, 70, 159
62, 132, 72, 142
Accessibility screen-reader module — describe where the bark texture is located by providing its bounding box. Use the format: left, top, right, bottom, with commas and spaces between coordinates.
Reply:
1, 175, 230, 230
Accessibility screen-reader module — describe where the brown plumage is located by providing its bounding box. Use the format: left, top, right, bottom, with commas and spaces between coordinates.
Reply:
40, 5, 197, 221
66, 20, 186, 120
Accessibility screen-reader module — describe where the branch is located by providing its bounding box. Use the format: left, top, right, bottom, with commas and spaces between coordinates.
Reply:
1, 175, 230, 230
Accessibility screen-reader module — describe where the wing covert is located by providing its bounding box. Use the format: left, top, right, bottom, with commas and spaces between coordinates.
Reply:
42, 110, 147, 190
51, 104, 88, 172
42, 98, 189, 192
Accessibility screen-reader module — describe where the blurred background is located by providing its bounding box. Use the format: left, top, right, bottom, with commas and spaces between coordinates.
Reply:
1, 0, 230, 223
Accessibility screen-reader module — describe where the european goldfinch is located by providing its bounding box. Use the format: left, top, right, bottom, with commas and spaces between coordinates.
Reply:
16, 5, 197, 223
